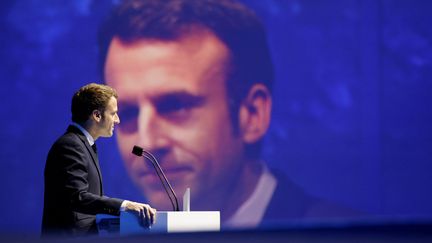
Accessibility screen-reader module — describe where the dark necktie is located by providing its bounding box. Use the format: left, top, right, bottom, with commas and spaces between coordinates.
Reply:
91, 143, 97, 154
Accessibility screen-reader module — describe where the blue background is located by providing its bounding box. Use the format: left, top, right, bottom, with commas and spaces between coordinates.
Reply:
1, 0, 431, 234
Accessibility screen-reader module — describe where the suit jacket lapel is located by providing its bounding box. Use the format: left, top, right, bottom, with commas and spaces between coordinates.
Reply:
67, 125, 104, 195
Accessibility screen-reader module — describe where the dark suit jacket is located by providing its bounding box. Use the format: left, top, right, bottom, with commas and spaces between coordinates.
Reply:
262, 171, 362, 226
42, 125, 123, 236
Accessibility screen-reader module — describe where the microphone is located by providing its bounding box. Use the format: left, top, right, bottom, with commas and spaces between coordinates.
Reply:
132, 145, 180, 211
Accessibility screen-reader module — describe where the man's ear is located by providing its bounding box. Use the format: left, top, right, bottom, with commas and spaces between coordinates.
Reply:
92, 110, 102, 122
238, 83, 272, 144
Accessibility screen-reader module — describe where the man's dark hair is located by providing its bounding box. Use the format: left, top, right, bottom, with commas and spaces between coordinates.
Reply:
71, 83, 118, 124
98, 0, 274, 130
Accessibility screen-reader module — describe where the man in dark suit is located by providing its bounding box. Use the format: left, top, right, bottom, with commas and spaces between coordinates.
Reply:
42, 83, 156, 237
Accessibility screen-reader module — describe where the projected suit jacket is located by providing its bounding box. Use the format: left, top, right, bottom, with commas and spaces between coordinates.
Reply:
262, 171, 362, 226
42, 125, 123, 236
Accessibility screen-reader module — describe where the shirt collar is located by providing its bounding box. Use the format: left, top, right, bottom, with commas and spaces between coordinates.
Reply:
224, 164, 277, 228
71, 122, 95, 146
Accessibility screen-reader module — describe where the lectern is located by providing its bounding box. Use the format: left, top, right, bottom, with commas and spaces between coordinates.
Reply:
97, 211, 220, 235
121, 211, 220, 234
97, 187, 220, 234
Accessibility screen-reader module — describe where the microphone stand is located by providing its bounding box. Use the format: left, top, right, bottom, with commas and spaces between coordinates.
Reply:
133, 147, 180, 211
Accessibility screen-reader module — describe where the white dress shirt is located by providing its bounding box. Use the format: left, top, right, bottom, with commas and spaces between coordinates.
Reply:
224, 164, 277, 228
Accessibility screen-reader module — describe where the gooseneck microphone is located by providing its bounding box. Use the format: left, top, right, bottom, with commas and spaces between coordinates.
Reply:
132, 145, 180, 211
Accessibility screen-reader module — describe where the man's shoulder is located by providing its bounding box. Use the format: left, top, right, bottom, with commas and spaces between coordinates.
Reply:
263, 171, 317, 219
49, 126, 85, 152
263, 170, 363, 224
45, 127, 88, 172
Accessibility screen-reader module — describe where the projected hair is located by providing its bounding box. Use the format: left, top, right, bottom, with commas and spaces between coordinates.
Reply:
98, 0, 274, 130
71, 83, 118, 124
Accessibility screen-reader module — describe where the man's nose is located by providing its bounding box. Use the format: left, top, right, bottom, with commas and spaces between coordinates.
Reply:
115, 113, 120, 124
136, 106, 170, 153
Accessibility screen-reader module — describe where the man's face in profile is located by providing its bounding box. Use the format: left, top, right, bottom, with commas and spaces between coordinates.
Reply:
104, 31, 247, 210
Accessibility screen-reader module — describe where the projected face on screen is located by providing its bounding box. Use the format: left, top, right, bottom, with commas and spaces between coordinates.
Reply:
104, 31, 248, 211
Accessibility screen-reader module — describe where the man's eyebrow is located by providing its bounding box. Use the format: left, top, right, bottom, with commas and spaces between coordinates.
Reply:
152, 91, 206, 105
117, 91, 206, 109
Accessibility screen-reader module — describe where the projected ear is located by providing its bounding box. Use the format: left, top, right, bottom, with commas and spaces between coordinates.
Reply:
238, 83, 272, 144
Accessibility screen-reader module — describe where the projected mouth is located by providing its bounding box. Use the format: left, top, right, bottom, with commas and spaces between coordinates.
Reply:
138, 166, 193, 185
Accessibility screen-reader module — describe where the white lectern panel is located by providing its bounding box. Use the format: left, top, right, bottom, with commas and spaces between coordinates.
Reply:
120, 211, 220, 234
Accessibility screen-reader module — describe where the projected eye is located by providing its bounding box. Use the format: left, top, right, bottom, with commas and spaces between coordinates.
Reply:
155, 93, 204, 122
117, 103, 139, 134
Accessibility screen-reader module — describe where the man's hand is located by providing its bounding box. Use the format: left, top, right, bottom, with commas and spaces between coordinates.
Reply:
124, 201, 157, 228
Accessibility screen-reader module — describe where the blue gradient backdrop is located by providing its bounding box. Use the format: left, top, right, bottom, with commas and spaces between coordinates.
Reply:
0, 0, 431, 233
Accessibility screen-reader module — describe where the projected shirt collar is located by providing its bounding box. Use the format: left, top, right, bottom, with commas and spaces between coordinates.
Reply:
71, 122, 95, 146
224, 163, 277, 228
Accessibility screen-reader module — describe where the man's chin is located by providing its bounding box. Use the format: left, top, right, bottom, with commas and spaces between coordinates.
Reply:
138, 184, 195, 210
133, 173, 201, 208
102, 131, 114, 137
145, 190, 177, 211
